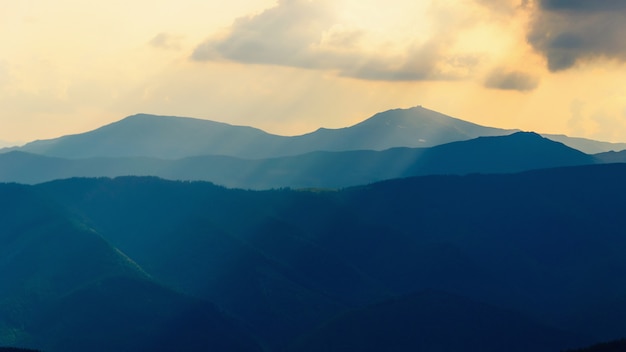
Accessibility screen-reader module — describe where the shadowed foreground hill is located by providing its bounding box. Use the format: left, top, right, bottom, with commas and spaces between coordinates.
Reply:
565, 339, 626, 352
0, 184, 261, 352
31, 163, 626, 350
31, 277, 262, 352
0, 132, 597, 188
287, 291, 584, 352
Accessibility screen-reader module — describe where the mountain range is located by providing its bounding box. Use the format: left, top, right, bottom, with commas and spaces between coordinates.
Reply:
0, 132, 603, 189
4, 106, 626, 160
4, 164, 626, 350
1, 107, 516, 159
1, 106, 624, 190
0, 140, 19, 149
3, 105, 626, 351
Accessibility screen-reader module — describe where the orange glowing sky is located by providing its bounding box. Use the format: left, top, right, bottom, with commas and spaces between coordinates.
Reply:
2, 0, 626, 145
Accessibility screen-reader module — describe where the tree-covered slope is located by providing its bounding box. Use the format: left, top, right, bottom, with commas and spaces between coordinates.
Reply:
33, 164, 626, 350
287, 290, 586, 352
0, 183, 262, 352
565, 339, 626, 352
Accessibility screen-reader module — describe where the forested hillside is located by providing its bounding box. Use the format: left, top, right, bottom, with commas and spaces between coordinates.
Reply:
1, 163, 622, 351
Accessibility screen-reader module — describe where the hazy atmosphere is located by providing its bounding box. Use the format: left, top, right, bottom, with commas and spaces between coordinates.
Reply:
3, 0, 626, 143
5, 2, 626, 352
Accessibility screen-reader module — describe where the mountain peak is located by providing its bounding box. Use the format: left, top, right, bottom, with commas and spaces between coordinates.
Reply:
4, 107, 621, 160
355, 106, 517, 135
115, 113, 232, 127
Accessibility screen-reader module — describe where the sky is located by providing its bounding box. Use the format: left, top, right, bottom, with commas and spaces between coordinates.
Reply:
2, 0, 626, 145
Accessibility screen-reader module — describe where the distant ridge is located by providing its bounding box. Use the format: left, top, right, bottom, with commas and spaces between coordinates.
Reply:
3, 107, 519, 159
0, 132, 596, 188
543, 134, 626, 154
3, 106, 625, 159
287, 106, 518, 152
0, 140, 20, 148
10, 113, 287, 159
593, 149, 626, 164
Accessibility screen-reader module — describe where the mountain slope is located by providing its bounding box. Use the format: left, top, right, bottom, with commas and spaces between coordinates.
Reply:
0, 183, 262, 352
285, 106, 517, 152
0, 132, 596, 188
34, 176, 383, 350
11, 113, 288, 159
0, 140, 19, 148
34, 164, 626, 350
287, 290, 586, 352
565, 339, 626, 352
593, 150, 626, 164
4, 107, 518, 159
5, 106, 623, 158
543, 134, 626, 154
30, 276, 262, 352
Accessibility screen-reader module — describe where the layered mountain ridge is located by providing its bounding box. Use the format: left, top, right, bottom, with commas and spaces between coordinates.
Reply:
0, 132, 598, 188
4, 164, 626, 350
5, 106, 626, 160
3, 105, 626, 351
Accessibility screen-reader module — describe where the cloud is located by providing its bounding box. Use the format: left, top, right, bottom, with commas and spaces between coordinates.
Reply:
149, 32, 183, 50
192, 0, 332, 65
540, 0, 626, 12
527, 0, 626, 71
191, 0, 479, 81
485, 68, 539, 91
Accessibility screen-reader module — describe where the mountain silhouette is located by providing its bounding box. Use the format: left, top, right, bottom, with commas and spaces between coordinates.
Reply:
0, 140, 19, 148
543, 134, 626, 154
0, 132, 597, 188
10, 113, 287, 159
284, 106, 516, 152
3, 106, 624, 159
594, 150, 626, 164
7, 107, 517, 159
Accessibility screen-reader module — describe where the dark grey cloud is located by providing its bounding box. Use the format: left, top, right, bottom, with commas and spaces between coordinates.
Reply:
485, 68, 539, 91
191, 0, 478, 81
540, 0, 626, 12
528, 0, 626, 71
